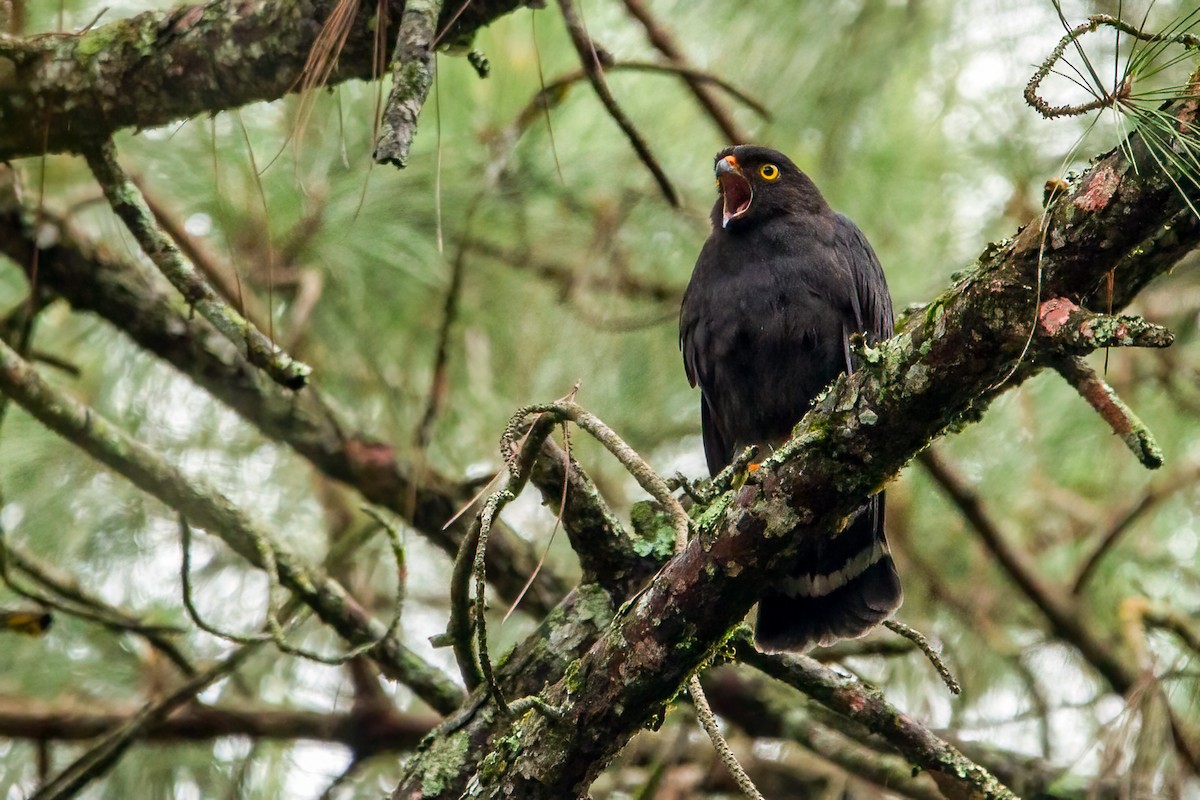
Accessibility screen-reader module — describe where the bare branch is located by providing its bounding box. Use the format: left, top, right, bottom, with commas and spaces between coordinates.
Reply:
0, 700, 437, 751
618, 0, 754, 143
32, 643, 260, 799
917, 448, 1140, 695
555, 0, 679, 206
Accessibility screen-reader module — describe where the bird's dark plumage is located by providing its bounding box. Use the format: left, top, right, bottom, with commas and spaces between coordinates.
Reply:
680, 145, 901, 652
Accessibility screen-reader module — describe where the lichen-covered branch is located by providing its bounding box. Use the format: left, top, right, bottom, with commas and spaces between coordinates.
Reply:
84, 139, 311, 390
0, 0, 534, 160
731, 643, 1016, 800
373, 0, 443, 166
1037, 296, 1175, 353
0, 337, 463, 715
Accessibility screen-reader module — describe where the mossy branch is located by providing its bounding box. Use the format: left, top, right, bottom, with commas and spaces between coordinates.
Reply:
84, 139, 311, 390
732, 639, 1017, 800
434, 82, 1200, 796
373, 0, 444, 167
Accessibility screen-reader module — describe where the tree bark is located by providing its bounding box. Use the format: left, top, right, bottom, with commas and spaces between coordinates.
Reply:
0, 0, 534, 160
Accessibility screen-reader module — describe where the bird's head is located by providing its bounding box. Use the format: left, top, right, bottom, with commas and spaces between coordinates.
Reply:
711, 145, 827, 230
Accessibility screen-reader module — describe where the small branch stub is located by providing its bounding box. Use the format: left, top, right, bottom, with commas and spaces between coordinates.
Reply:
1038, 297, 1174, 354
373, 0, 444, 167
1054, 356, 1164, 469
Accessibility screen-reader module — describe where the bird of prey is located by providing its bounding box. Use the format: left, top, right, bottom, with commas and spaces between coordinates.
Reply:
680, 145, 901, 652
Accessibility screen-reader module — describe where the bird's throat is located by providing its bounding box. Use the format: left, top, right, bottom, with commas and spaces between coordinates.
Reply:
719, 172, 753, 227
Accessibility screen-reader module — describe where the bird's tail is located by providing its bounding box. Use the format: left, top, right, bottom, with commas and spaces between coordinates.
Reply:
754, 494, 901, 652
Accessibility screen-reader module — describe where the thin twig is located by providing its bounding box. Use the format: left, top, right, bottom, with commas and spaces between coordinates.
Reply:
83, 140, 310, 389
0, 533, 195, 676
134, 176, 272, 335
373, 0, 444, 166
416, 215, 470, 450
456, 411, 560, 706
1025, 13, 1199, 120
618, 0, 753, 143
468, 237, 683, 305
179, 515, 408, 666
1072, 461, 1200, 594
31, 642, 262, 800
473, 488, 515, 713
505, 401, 765, 798
555, 0, 679, 206
477, 399, 763, 795
686, 674, 765, 800
445, 511, 483, 689
882, 619, 961, 695
532, 60, 771, 130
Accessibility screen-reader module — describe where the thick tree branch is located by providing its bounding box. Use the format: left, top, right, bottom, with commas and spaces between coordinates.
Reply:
0, 0, 533, 160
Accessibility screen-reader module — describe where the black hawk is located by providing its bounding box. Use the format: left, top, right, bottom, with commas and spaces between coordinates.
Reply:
680, 145, 902, 652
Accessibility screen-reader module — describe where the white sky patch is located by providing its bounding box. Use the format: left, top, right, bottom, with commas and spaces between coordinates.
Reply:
184, 212, 213, 237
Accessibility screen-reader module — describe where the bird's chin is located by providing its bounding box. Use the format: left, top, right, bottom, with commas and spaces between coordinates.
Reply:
719, 173, 753, 228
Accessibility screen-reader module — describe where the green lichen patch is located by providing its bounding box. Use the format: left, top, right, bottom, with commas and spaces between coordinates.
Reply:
418, 729, 473, 797
629, 500, 677, 560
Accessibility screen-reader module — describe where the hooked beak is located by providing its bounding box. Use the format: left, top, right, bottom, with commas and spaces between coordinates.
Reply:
716, 155, 752, 228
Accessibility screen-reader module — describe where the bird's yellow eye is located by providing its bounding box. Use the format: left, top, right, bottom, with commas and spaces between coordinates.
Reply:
759, 164, 780, 181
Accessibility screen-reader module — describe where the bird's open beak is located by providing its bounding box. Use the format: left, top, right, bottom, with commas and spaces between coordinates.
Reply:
716, 155, 752, 228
